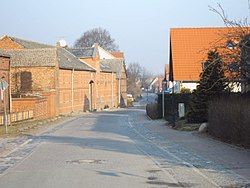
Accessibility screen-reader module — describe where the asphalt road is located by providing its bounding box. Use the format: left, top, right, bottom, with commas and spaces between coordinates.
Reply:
133, 92, 157, 107
0, 108, 249, 187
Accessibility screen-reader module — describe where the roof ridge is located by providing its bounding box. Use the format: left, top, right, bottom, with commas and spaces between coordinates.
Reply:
170, 26, 250, 30
70, 47, 94, 50
6, 35, 54, 48
58, 47, 96, 71
6, 47, 56, 52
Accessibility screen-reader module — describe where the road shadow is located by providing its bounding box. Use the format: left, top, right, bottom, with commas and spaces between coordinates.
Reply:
26, 109, 250, 187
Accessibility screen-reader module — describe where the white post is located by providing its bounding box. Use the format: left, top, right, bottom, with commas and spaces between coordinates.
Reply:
3, 90, 8, 133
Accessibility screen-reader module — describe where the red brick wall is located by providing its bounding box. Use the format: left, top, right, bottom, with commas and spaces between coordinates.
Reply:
0, 56, 10, 114
58, 69, 95, 114
96, 72, 118, 109
80, 57, 100, 71
0, 36, 24, 50
42, 91, 57, 118
10, 67, 56, 95
12, 97, 48, 120
120, 64, 127, 107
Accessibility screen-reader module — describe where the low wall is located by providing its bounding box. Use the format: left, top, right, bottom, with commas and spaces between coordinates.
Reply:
0, 111, 33, 125
12, 97, 48, 120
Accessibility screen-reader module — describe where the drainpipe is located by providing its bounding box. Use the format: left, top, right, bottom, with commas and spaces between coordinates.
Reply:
89, 80, 94, 111
71, 69, 74, 112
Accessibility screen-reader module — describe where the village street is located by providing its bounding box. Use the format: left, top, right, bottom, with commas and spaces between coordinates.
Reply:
0, 96, 249, 187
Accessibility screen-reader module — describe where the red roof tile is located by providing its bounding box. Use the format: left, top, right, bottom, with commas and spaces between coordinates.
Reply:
169, 27, 249, 81
111, 52, 124, 59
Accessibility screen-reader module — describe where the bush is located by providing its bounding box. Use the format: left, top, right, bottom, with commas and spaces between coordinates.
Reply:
127, 98, 133, 107
187, 51, 227, 123
146, 103, 161, 119
208, 93, 250, 148
180, 87, 191, 93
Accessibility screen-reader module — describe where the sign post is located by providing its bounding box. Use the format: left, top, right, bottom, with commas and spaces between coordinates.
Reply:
162, 79, 167, 119
0, 79, 9, 134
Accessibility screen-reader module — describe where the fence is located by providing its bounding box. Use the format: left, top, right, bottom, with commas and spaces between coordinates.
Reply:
0, 110, 33, 125
157, 93, 191, 122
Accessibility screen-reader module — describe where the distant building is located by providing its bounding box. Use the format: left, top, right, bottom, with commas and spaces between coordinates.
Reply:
69, 44, 127, 108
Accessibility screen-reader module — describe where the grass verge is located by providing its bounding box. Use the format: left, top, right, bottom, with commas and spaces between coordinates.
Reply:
173, 120, 200, 131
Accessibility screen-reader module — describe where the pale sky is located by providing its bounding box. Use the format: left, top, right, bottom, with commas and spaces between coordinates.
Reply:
0, 0, 249, 75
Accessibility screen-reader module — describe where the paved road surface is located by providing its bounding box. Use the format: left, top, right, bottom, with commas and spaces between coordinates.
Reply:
133, 92, 157, 107
0, 109, 249, 187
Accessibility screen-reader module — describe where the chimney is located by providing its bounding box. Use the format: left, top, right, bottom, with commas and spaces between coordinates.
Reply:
56, 39, 67, 48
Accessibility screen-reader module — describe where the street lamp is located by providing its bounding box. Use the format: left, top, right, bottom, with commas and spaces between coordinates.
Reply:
162, 78, 167, 119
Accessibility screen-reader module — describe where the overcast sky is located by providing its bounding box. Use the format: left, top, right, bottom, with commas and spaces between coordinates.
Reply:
0, 0, 249, 75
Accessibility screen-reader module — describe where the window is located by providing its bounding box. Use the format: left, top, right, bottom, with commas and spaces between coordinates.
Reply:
20, 71, 32, 92
226, 41, 235, 50
228, 62, 239, 72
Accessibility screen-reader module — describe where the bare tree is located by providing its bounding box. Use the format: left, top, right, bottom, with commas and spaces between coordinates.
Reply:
209, 2, 250, 92
126, 63, 142, 98
74, 27, 119, 51
126, 63, 153, 98
141, 67, 153, 89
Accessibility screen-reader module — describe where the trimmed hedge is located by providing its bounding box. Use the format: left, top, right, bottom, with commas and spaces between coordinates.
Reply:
208, 93, 250, 148
146, 103, 161, 119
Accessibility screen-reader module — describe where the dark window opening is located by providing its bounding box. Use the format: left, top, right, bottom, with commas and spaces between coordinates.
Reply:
227, 41, 235, 50
228, 62, 239, 72
20, 71, 32, 92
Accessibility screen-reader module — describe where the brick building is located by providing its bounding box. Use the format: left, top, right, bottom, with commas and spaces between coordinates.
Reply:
8, 47, 96, 115
70, 44, 127, 108
0, 50, 11, 114
0, 35, 127, 118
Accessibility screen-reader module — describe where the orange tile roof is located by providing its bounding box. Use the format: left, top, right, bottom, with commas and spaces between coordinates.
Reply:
111, 51, 124, 59
169, 27, 248, 81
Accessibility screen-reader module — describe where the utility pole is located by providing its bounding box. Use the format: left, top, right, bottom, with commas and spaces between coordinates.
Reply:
0, 77, 9, 133
146, 87, 149, 104
162, 79, 167, 119
171, 81, 176, 127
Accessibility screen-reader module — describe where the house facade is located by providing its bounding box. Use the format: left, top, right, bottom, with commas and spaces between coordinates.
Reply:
0, 35, 127, 121
69, 44, 127, 108
168, 27, 246, 92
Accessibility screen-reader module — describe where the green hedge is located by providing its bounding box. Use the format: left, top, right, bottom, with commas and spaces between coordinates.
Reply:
208, 93, 250, 148
157, 93, 191, 123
